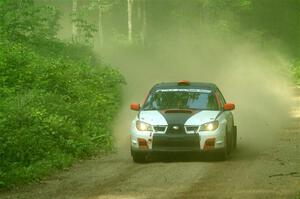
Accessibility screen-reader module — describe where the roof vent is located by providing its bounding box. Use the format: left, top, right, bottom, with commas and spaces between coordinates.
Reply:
178, 80, 190, 85
164, 109, 192, 113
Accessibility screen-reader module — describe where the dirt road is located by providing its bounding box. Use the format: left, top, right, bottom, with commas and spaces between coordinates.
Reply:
0, 91, 299, 199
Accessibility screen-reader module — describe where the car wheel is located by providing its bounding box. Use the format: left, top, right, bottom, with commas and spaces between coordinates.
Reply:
233, 126, 237, 150
218, 132, 230, 161
131, 151, 147, 163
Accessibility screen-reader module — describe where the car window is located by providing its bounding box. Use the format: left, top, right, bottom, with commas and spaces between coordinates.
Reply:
143, 89, 219, 111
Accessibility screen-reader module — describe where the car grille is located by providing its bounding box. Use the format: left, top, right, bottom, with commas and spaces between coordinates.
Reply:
152, 125, 200, 151
154, 125, 199, 134
185, 126, 199, 133
153, 125, 167, 132
166, 124, 185, 134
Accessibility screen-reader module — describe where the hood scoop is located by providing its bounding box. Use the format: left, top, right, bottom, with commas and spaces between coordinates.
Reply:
164, 109, 193, 114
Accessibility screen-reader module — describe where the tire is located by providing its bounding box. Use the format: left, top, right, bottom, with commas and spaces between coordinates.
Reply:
232, 126, 237, 150
131, 150, 147, 163
218, 132, 230, 161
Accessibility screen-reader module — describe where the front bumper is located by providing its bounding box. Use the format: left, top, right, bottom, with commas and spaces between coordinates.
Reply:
130, 124, 226, 153
131, 146, 225, 156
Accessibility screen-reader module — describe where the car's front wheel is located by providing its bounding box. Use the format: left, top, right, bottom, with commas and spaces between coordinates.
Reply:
218, 132, 231, 161
232, 126, 237, 150
131, 150, 148, 163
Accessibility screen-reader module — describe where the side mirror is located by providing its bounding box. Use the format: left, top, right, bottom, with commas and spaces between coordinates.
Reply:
224, 103, 235, 111
130, 103, 140, 111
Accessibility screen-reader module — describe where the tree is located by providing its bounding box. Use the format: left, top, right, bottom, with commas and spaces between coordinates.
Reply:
127, 0, 133, 44
71, 0, 97, 45
77, 0, 115, 47
140, 0, 147, 46
72, 0, 78, 42
98, 2, 104, 47
94, 0, 115, 48
0, 0, 60, 42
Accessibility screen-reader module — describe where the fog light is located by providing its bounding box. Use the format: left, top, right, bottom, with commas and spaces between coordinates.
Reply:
204, 138, 216, 150
138, 138, 148, 149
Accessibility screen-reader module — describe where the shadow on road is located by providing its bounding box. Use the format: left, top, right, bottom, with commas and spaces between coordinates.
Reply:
138, 143, 261, 164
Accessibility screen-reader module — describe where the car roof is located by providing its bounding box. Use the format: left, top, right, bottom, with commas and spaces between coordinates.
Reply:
150, 82, 218, 92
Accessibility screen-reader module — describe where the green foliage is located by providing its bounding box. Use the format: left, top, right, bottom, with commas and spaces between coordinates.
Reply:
0, 40, 124, 187
0, 0, 125, 188
291, 61, 300, 85
0, 0, 60, 42
72, 13, 97, 44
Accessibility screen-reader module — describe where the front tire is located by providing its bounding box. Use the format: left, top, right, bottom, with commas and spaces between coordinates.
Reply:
218, 132, 231, 161
232, 126, 237, 150
131, 150, 147, 163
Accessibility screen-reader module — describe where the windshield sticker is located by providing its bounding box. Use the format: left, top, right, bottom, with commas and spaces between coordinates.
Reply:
156, 89, 211, 93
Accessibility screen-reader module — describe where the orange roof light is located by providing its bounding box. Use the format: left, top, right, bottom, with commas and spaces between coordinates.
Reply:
178, 80, 190, 85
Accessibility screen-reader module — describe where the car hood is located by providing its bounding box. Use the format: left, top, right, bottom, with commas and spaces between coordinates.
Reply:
138, 110, 220, 126
184, 110, 220, 125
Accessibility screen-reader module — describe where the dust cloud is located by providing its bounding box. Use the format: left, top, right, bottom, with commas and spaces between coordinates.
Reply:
99, 29, 295, 157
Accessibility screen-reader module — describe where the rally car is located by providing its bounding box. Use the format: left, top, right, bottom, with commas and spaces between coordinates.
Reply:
130, 80, 237, 162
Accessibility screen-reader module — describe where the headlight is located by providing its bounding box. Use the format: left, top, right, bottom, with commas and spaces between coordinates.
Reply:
199, 121, 219, 131
136, 120, 153, 131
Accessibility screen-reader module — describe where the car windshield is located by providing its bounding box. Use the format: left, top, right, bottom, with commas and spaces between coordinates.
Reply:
142, 89, 219, 111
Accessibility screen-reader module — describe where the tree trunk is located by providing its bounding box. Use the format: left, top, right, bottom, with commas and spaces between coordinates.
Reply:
72, 0, 78, 42
127, 0, 133, 44
137, 0, 142, 21
141, 0, 146, 46
98, 3, 104, 48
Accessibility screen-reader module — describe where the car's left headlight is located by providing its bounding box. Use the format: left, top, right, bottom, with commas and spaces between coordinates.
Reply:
199, 121, 219, 131
136, 120, 153, 131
